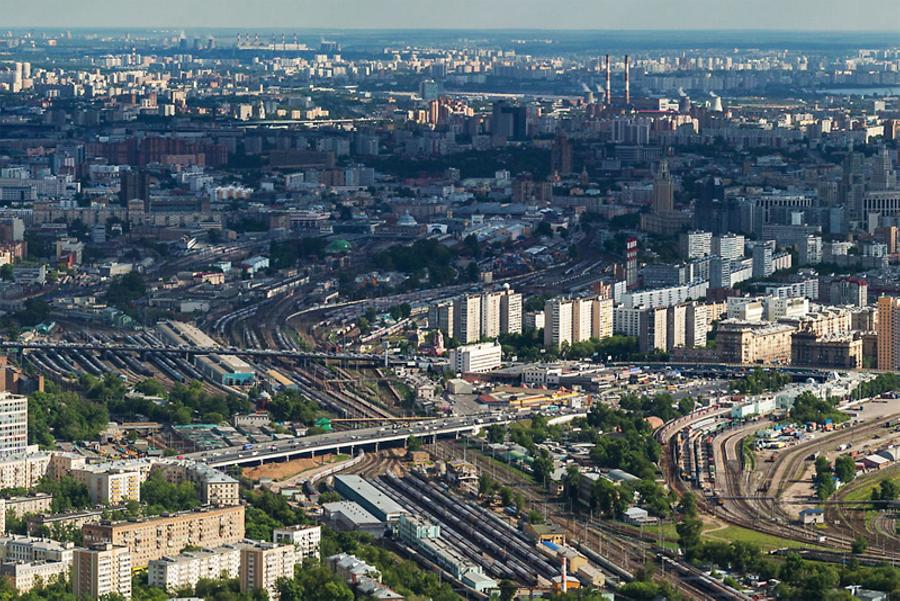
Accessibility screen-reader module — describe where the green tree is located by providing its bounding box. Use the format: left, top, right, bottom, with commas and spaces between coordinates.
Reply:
834, 454, 856, 484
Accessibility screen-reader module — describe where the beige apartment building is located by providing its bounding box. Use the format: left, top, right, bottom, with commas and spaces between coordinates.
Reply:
791, 331, 863, 369
72, 544, 132, 600
82, 505, 245, 568
877, 296, 900, 371
72, 467, 141, 505
240, 542, 298, 600
716, 321, 795, 365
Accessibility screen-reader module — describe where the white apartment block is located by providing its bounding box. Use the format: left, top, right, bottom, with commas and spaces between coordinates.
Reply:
480, 291, 502, 339
453, 294, 482, 344
713, 233, 745, 261
449, 342, 502, 373
544, 299, 573, 350
685, 303, 709, 348
499, 288, 523, 335
614, 306, 642, 337
0, 393, 28, 457
273, 525, 321, 561
620, 282, 708, 310
680, 230, 712, 259
148, 545, 242, 592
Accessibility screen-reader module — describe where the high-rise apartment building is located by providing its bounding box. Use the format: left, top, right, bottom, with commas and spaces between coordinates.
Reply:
626, 237, 639, 290
429, 301, 454, 338
72, 544, 132, 600
712, 233, 745, 261
453, 295, 482, 344
571, 298, 593, 344
666, 304, 687, 351
877, 296, 900, 371
499, 287, 522, 335
480, 291, 502, 339
685, 302, 709, 348
752, 241, 775, 278
679, 230, 712, 259
591, 298, 614, 340
0, 392, 28, 457
544, 299, 573, 350
240, 542, 299, 600
639, 307, 668, 353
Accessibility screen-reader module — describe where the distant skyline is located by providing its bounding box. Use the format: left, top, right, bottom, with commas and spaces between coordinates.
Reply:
5, 0, 899, 32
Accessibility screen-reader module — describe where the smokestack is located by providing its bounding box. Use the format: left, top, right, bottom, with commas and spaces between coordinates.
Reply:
562, 556, 568, 594
624, 55, 630, 106
605, 54, 611, 104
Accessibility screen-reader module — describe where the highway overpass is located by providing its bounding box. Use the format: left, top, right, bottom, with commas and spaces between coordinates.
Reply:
187, 411, 567, 468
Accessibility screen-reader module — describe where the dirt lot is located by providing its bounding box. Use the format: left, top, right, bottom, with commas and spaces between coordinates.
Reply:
242, 454, 342, 482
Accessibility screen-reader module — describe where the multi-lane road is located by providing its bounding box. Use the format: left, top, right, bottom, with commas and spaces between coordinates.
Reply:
187, 410, 572, 468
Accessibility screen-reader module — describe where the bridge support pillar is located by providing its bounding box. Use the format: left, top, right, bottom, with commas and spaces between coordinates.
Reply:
375, 442, 379, 452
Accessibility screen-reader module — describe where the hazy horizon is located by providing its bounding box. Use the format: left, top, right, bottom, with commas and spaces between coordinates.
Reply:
5, 0, 899, 32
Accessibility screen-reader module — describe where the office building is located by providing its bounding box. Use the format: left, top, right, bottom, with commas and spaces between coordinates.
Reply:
449, 342, 502, 374
72, 544, 132, 600
273, 525, 321, 561
544, 299, 573, 350
591, 298, 614, 340
240, 542, 299, 600
82, 505, 245, 568
877, 296, 900, 371
148, 545, 241, 593
453, 295, 482, 344
651, 160, 674, 213
0, 393, 28, 457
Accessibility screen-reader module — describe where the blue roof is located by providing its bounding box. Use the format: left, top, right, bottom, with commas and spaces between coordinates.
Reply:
542, 541, 561, 551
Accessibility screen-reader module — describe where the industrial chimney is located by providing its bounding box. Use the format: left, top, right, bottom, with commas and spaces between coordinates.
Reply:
624, 54, 630, 106
605, 54, 611, 104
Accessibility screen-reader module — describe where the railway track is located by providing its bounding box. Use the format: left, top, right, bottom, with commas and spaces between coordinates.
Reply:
431, 441, 748, 600
665, 410, 900, 558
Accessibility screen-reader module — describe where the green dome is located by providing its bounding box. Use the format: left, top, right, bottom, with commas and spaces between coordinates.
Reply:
326, 239, 352, 253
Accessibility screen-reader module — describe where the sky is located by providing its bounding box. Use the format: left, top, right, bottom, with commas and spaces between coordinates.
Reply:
4, 0, 899, 31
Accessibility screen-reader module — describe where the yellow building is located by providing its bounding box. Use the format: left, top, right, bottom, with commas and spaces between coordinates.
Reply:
877, 296, 900, 371
82, 505, 245, 568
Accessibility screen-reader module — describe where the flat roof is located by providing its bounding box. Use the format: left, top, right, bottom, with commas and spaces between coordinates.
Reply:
333, 476, 407, 519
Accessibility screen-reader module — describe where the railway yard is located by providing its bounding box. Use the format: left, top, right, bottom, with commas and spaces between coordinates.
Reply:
663, 397, 900, 562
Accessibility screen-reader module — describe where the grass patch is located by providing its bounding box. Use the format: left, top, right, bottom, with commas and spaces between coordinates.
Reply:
702, 525, 832, 553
